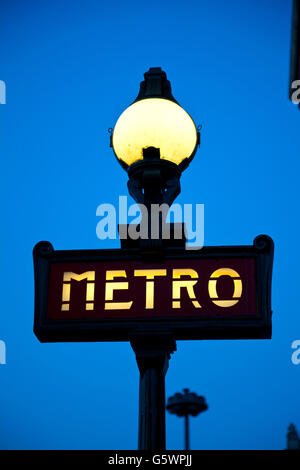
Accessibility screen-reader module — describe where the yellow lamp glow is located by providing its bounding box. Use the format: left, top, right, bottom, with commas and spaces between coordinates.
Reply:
112, 98, 198, 169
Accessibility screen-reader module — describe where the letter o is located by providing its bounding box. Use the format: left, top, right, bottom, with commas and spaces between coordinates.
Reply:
208, 268, 242, 307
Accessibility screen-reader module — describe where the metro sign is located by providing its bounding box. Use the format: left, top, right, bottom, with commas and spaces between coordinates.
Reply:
33, 235, 273, 342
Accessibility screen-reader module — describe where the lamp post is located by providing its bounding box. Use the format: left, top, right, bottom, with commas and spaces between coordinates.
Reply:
110, 68, 200, 450
167, 388, 208, 450
33, 66, 274, 454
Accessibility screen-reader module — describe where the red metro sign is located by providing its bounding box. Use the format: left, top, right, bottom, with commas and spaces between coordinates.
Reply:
49, 260, 254, 319
33, 235, 273, 342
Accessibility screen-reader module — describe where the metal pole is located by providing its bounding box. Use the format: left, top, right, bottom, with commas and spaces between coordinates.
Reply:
138, 361, 167, 450
184, 413, 190, 450
130, 333, 176, 451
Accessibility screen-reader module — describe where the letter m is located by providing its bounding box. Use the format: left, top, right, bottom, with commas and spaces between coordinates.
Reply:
61, 271, 95, 311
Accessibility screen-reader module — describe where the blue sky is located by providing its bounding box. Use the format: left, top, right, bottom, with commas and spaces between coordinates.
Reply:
1, 0, 299, 450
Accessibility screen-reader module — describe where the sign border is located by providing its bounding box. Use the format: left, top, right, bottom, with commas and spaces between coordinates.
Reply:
33, 235, 274, 342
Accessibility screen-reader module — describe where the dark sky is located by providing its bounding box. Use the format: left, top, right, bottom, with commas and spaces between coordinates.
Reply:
1, 0, 299, 450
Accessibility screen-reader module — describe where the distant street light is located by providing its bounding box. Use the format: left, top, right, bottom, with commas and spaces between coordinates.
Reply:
167, 388, 208, 450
